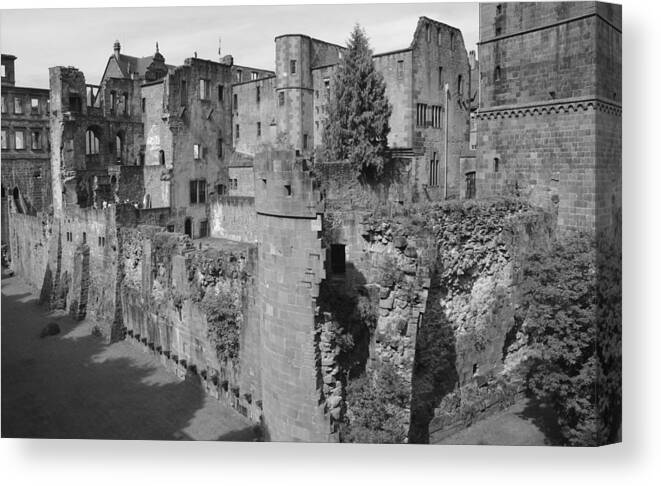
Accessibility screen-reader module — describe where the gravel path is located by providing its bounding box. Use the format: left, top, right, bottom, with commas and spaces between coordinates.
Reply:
1, 275, 256, 441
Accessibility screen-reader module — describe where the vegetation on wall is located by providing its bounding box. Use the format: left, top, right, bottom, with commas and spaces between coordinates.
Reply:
322, 24, 392, 180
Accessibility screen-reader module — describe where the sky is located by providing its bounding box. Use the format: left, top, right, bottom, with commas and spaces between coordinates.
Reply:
0, 2, 479, 89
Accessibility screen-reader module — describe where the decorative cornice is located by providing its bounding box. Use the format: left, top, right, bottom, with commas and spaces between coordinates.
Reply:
475, 97, 621, 120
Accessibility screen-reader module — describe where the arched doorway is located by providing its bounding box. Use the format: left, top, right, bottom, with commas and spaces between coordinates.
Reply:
184, 218, 192, 238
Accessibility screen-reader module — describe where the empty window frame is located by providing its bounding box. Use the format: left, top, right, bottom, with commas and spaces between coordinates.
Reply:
30, 97, 39, 113
324, 78, 331, 98
31, 131, 42, 150
14, 96, 23, 114
494, 157, 500, 172
218, 85, 224, 102
429, 153, 440, 187
1, 129, 7, 150
416, 103, 428, 126
14, 130, 25, 150
236, 69, 242, 82
217, 135, 223, 158
439, 66, 444, 89
290, 59, 297, 74
200, 79, 210, 100
159, 150, 165, 165
123, 93, 129, 115
193, 144, 201, 160
235, 124, 240, 139
494, 65, 502, 82
199, 220, 209, 238
68, 95, 81, 113
457, 75, 464, 97
251, 71, 259, 81
141, 97, 146, 112
233, 93, 238, 111
303, 133, 308, 150
85, 129, 99, 155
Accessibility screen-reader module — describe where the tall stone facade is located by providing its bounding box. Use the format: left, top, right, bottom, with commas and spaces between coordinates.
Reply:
475, 1, 621, 235
1, 54, 52, 254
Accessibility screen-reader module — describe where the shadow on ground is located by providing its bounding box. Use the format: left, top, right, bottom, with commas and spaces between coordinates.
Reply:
1, 277, 256, 441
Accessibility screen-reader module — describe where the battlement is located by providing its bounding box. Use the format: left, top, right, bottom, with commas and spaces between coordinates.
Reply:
253, 149, 323, 219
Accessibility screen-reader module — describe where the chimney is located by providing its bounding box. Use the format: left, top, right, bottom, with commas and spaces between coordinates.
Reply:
113, 40, 121, 59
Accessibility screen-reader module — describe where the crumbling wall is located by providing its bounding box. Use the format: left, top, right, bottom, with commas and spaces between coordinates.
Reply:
322, 197, 555, 443
209, 196, 256, 243
118, 225, 262, 421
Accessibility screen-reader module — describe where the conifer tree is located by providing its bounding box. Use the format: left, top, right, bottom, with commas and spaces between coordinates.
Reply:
322, 24, 392, 179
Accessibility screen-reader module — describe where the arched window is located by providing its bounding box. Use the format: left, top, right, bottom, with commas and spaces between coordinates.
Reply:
159, 150, 165, 165
85, 128, 100, 155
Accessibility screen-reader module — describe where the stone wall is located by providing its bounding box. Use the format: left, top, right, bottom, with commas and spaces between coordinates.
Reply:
118, 225, 262, 421
209, 196, 256, 243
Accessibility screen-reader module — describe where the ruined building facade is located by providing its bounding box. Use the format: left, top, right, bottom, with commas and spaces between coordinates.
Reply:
1, 54, 51, 252
4, 5, 621, 443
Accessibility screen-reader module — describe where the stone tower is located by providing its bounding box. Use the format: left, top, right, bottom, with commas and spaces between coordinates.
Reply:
253, 149, 332, 441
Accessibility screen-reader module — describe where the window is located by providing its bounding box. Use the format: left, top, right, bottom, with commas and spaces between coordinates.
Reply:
82, 232, 87, 244
189, 179, 207, 204
457, 75, 464, 97
200, 79, 209, 100
31, 131, 42, 150
439, 66, 444, 89
180, 80, 187, 106
278, 91, 285, 106
465, 171, 476, 199
256, 86, 261, 104
416, 103, 428, 126
284, 184, 292, 196
290, 59, 297, 74
167, 224, 175, 232
115, 135, 123, 160
450, 32, 455, 51
330, 244, 346, 274
85, 129, 99, 154
139, 152, 145, 165
184, 218, 192, 237
1, 129, 6, 150
236, 69, 242, 82
397, 60, 404, 80
233, 93, 238, 111
251, 71, 259, 80
426, 24, 431, 43
110, 91, 116, 114
31, 98, 39, 114
0, 64, 4, 78
494, 157, 500, 172
123, 93, 129, 115
216, 184, 226, 196
68, 95, 81, 113
14, 97, 23, 114
159, 150, 165, 165
199, 220, 209, 238
14, 130, 25, 150
217, 135, 223, 158
257, 122, 261, 137
429, 153, 439, 187
496, 4, 502, 15
437, 28, 442, 46
1, 95, 6, 113
235, 124, 240, 139
141, 97, 146, 112
193, 144, 201, 160
218, 85, 224, 102
495, 26, 502, 36
303, 133, 308, 150
494, 66, 502, 82
324, 78, 330, 98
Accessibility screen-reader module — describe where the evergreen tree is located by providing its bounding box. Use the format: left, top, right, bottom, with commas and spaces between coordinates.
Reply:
322, 24, 392, 179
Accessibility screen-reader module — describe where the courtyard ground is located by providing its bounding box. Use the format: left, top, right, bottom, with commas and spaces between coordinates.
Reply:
1, 274, 257, 441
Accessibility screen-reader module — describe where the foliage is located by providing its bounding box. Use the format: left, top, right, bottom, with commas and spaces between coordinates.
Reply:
203, 289, 242, 361
342, 362, 410, 443
322, 24, 392, 179
512, 234, 621, 445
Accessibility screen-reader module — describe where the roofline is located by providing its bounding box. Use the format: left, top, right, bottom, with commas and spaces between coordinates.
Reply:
233, 65, 275, 75
1, 85, 50, 93
1, 54, 17, 61
232, 75, 276, 87
141, 79, 165, 87
418, 16, 462, 32
373, 47, 412, 58
274, 33, 346, 51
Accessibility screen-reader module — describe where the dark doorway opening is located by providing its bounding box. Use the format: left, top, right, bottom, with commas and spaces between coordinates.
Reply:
330, 244, 346, 274
184, 218, 192, 238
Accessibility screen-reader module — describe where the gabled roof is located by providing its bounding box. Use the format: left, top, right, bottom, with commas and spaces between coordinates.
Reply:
100, 53, 174, 83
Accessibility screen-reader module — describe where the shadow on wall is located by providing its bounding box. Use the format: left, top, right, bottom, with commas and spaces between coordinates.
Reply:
408, 269, 459, 444
0, 286, 255, 441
